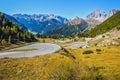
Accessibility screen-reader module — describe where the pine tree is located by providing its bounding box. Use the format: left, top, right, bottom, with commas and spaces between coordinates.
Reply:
17, 32, 20, 42
8, 36, 11, 44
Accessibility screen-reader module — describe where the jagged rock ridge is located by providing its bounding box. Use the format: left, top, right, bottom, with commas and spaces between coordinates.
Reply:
13, 14, 69, 34
87, 9, 119, 22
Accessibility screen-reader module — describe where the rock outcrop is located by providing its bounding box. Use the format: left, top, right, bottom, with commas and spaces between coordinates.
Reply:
108, 9, 119, 17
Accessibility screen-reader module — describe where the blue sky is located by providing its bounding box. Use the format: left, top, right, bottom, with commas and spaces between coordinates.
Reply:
0, 0, 120, 19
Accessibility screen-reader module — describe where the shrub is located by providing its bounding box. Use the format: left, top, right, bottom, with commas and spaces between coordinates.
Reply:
42, 39, 45, 43
96, 49, 102, 54
1, 39, 7, 46
82, 50, 93, 54
96, 49, 102, 52
102, 35, 105, 38
116, 25, 120, 30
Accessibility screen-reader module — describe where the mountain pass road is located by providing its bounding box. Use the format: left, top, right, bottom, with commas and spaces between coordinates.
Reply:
0, 43, 61, 58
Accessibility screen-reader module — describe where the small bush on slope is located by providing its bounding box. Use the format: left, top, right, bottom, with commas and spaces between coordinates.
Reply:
83, 50, 94, 54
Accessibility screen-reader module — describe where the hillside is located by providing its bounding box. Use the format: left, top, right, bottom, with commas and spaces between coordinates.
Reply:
3, 13, 27, 29
0, 12, 36, 46
84, 11, 120, 37
88, 27, 120, 47
86, 19, 100, 29
46, 17, 88, 35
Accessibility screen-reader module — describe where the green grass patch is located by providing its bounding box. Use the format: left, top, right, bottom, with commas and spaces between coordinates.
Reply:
82, 50, 94, 54
9, 48, 38, 52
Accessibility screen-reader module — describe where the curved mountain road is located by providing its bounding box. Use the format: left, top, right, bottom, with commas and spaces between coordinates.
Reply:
0, 43, 61, 58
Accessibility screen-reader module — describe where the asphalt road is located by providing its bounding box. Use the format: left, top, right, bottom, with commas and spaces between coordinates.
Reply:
64, 42, 87, 48
0, 43, 61, 58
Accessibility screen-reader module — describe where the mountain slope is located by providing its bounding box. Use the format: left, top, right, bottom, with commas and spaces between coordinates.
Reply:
86, 19, 100, 29
13, 14, 68, 34
86, 9, 119, 29
0, 12, 36, 46
2, 13, 27, 29
46, 17, 88, 35
84, 11, 120, 37
88, 27, 120, 47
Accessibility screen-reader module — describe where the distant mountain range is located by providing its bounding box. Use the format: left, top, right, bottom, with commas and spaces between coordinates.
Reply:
1, 9, 118, 35
46, 17, 88, 35
12, 14, 68, 34
45, 9, 119, 35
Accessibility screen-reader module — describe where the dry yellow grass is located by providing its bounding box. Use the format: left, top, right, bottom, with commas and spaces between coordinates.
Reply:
0, 46, 120, 80
37, 38, 55, 43
68, 46, 120, 80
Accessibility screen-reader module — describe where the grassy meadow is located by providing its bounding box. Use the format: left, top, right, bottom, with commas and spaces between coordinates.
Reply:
0, 46, 120, 80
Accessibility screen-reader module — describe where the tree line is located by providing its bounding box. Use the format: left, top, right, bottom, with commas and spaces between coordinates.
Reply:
0, 12, 36, 46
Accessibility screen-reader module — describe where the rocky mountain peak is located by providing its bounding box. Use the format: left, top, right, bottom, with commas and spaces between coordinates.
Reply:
87, 9, 119, 22
101, 11, 107, 18
108, 9, 119, 17
87, 9, 107, 22
94, 9, 101, 18
68, 16, 86, 25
